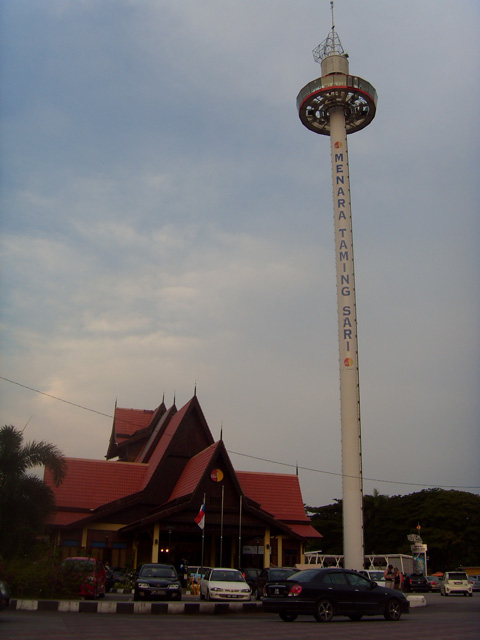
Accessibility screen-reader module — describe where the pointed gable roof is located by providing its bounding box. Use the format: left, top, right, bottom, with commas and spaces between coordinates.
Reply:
142, 395, 214, 488
168, 442, 220, 501
106, 401, 167, 459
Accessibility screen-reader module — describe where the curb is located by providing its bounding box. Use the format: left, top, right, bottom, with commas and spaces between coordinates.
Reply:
9, 599, 264, 615
406, 595, 427, 608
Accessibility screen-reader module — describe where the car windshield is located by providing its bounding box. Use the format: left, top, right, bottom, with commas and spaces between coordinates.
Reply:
369, 571, 384, 581
63, 559, 95, 571
448, 573, 468, 580
141, 566, 176, 578
211, 570, 243, 582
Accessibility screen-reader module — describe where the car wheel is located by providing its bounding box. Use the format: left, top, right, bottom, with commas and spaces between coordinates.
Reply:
314, 599, 334, 622
348, 614, 363, 621
384, 598, 402, 621
175, 592, 182, 601
206, 589, 211, 601
468, 593, 472, 597
279, 611, 298, 622
200, 591, 205, 600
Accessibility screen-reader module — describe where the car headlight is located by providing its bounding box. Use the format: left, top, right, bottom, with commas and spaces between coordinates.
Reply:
240, 588, 250, 593
137, 582, 149, 588
211, 587, 222, 592
167, 584, 180, 589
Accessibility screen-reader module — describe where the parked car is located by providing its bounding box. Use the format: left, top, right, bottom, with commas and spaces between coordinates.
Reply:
61, 557, 106, 599
403, 572, 431, 593
199, 568, 251, 601
426, 575, 442, 592
240, 568, 260, 591
254, 567, 298, 599
468, 575, 480, 592
0, 580, 10, 610
262, 567, 410, 622
440, 571, 473, 597
133, 563, 182, 601
359, 569, 386, 587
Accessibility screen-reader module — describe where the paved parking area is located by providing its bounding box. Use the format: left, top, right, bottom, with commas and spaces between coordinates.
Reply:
1, 593, 479, 640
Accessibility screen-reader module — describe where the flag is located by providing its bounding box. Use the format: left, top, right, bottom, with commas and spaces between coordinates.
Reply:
195, 503, 205, 529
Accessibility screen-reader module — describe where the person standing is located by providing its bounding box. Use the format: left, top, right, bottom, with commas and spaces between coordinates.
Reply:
393, 567, 403, 590
384, 564, 394, 588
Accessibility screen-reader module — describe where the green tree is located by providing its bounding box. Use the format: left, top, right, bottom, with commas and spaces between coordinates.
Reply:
308, 488, 480, 572
0, 425, 66, 558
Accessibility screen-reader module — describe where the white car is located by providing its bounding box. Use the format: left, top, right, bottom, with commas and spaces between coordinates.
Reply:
440, 571, 473, 597
200, 568, 251, 601
359, 569, 386, 587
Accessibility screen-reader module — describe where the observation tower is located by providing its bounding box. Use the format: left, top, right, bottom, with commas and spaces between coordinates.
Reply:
296, 2, 377, 570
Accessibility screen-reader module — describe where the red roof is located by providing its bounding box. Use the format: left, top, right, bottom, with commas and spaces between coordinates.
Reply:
288, 523, 322, 539
113, 408, 155, 442
169, 443, 219, 501
45, 458, 148, 512
45, 397, 320, 542
237, 471, 310, 522
141, 399, 193, 485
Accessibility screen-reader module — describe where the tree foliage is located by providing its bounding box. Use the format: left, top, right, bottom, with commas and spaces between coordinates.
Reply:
0, 425, 66, 558
307, 488, 480, 572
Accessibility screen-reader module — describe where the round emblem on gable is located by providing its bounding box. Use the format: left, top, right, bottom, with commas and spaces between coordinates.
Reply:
210, 468, 224, 482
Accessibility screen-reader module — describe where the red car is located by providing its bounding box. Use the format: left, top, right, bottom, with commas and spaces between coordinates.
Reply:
62, 557, 106, 599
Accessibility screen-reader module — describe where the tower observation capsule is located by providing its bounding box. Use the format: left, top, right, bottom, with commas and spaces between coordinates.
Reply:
296, 3, 377, 571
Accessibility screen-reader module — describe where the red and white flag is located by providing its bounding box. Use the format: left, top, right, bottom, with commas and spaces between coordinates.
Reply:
194, 503, 205, 529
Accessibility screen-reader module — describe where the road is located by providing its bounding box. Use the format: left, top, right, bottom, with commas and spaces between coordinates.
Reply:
1, 593, 479, 640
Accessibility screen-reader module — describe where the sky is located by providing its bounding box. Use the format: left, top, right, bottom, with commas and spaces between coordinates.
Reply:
1, 0, 479, 510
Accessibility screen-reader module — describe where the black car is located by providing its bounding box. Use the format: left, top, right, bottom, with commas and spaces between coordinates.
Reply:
254, 567, 297, 600
403, 572, 431, 593
133, 563, 182, 601
262, 568, 410, 622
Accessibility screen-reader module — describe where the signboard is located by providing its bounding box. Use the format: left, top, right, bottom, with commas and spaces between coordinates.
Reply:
243, 545, 264, 555
411, 544, 427, 553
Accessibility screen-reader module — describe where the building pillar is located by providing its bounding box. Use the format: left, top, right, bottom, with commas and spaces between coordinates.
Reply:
152, 523, 160, 563
277, 535, 283, 566
263, 528, 271, 568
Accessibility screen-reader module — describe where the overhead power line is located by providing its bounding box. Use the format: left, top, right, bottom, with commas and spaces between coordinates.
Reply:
1, 375, 479, 491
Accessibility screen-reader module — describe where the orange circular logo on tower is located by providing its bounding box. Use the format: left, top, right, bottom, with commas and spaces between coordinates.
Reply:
344, 357, 354, 367
210, 468, 224, 482
334, 141, 343, 149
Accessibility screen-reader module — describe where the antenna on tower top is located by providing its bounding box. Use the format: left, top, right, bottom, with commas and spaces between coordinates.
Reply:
313, 0, 345, 64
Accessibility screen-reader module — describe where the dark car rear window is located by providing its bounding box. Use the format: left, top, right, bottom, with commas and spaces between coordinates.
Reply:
269, 569, 296, 580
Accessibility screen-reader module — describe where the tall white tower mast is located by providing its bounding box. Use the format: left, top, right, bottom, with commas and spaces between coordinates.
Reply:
296, 2, 377, 570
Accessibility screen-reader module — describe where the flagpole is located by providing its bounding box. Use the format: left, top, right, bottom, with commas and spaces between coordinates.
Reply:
238, 495, 242, 568
220, 485, 224, 566
200, 492, 205, 572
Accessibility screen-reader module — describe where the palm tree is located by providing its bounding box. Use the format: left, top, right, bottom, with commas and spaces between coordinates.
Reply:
0, 425, 66, 558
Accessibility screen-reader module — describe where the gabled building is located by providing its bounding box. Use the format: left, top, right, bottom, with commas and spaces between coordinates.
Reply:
45, 395, 321, 570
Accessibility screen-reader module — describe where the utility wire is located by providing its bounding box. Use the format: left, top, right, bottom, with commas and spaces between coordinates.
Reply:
1, 375, 479, 491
